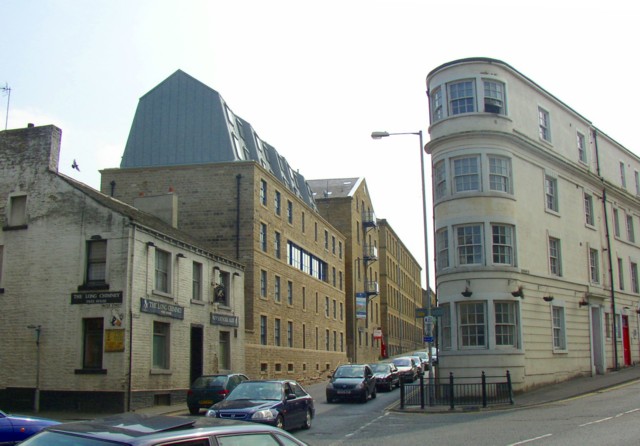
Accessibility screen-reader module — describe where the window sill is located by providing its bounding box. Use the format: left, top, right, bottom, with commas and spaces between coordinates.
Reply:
150, 368, 172, 375
152, 289, 173, 299
75, 368, 107, 375
190, 299, 205, 306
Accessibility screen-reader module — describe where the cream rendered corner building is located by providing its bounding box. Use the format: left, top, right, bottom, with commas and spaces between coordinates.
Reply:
427, 58, 640, 392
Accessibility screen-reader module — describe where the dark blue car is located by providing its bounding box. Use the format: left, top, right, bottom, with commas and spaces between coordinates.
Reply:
0, 410, 59, 445
206, 380, 314, 431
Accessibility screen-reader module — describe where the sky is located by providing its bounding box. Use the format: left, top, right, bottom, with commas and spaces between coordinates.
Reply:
3, 0, 640, 289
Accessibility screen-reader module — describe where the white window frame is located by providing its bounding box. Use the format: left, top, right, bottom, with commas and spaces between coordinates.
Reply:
436, 228, 449, 271
538, 107, 551, 142
577, 132, 587, 163
488, 156, 511, 193
613, 208, 621, 238
448, 80, 476, 115
494, 301, 518, 348
483, 80, 505, 114
544, 175, 559, 212
192, 261, 203, 301
456, 224, 483, 266
154, 249, 171, 294
589, 248, 600, 284
632, 262, 639, 293
431, 87, 443, 122
491, 224, 514, 266
434, 159, 447, 199
551, 305, 567, 351
620, 161, 627, 188
440, 304, 451, 349
548, 237, 562, 276
152, 321, 170, 369
458, 302, 486, 349
453, 156, 481, 193
584, 193, 594, 226
618, 258, 625, 290
627, 214, 635, 243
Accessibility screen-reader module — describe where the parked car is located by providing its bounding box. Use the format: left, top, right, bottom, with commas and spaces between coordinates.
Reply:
206, 380, 314, 431
413, 348, 438, 369
391, 356, 419, 382
0, 410, 59, 445
187, 373, 249, 414
19, 413, 308, 446
370, 362, 400, 391
411, 351, 430, 371
326, 363, 377, 403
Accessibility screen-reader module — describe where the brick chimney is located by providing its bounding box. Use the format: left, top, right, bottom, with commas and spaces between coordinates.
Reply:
0, 124, 62, 173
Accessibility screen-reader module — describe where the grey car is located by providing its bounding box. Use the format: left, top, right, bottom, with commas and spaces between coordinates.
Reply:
326, 364, 377, 403
18, 413, 308, 446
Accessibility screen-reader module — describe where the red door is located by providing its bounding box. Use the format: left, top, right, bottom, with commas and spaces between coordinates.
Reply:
622, 315, 631, 366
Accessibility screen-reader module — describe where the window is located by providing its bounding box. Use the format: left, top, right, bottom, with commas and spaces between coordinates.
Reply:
577, 132, 587, 163
260, 223, 267, 251
155, 249, 170, 293
456, 224, 483, 265
274, 190, 281, 215
325, 296, 329, 317
483, 80, 505, 114
302, 287, 306, 310
333, 299, 337, 318
8, 194, 27, 227
434, 160, 447, 199
86, 240, 107, 286
260, 179, 267, 206
544, 175, 558, 212
494, 302, 517, 347
302, 212, 305, 232
287, 321, 293, 347
274, 276, 281, 302
260, 270, 267, 298
458, 302, 486, 348
340, 302, 344, 320
274, 231, 281, 259
0, 245, 3, 287
287, 200, 293, 224
549, 237, 562, 276
324, 230, 329, 250
448, 80, 475, 115
274, 318, 281, 346
192, 262, 202, 301
589, 249, 600, 283
618, 258, 625, 290
431, 87, 443, 121
219, 331, 230, 370
325, 329, 330, 351
153, 321, 170, 369
489, 156, 511, 193
453, 156, 480, 192
552, 306, 566, 350
339, 241, 343, 259
614, 208, 621, 237
287, 280, 293, 305
260, 316, 267, 345
627, 214, 635, 243
620, 162, 626, 188
436, 228, 449, 270
82, 318, 103, 369
538, 107, 551, 141
492, 224, 514, 266
584, 193, 594, 226
632, 262, 639, 293
302, 324, 306, 348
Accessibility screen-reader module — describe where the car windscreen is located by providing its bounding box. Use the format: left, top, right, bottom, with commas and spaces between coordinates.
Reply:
334, 366, 364, 378
19, 431, 127, 446
192, 376, 227, 389
227, 382, 282, 401
392, 358, 410, 366
370, 364, 389, 373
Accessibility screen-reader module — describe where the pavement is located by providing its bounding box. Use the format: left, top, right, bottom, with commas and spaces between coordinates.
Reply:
13, 364, 640, 421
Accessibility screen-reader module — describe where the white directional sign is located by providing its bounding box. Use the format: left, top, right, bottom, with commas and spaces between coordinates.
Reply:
423, 316, 434, 336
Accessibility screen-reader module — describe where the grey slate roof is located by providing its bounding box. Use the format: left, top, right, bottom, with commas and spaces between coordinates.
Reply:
120, 70, 316, 211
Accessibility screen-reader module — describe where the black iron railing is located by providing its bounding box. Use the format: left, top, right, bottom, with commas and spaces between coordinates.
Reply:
399, 371, 513, 409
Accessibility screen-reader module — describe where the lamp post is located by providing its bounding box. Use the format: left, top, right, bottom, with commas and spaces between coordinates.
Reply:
371, 130, 433, 402
27, 325, 42, 413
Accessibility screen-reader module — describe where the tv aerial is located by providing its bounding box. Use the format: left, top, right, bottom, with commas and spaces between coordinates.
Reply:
1, 83, 10, 130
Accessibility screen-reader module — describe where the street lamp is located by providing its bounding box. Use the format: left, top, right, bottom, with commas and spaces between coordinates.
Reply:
371, 130, 434, 398
27, 325, 42, 413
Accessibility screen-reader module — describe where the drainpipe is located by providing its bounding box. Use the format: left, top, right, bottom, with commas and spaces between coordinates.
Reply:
236, 174, 242, 260
593, 129, 619, 370
127, 224, 136, 411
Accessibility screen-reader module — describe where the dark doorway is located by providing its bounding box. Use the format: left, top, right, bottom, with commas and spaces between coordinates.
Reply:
190, 326, 204, 385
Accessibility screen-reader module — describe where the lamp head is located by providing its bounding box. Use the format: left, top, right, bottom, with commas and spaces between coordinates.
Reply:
371, 131, 389, 139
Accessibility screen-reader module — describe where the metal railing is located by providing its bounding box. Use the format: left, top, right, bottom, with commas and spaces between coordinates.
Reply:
400, 371, 513, 409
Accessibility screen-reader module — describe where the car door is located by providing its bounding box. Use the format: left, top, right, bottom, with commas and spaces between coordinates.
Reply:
0, 412, 17, 444
283, 382, 304, 428
364, 366, 375, 393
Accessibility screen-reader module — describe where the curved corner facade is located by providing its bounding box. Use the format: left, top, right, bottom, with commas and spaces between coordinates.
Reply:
426, 58, 640, 391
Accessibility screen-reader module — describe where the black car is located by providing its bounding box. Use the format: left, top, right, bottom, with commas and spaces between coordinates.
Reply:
326, 364, 377, 403
370, 362, 400, 391
206, 380, 315, 432
187, 373, 249, 414
18, 414, 308, 445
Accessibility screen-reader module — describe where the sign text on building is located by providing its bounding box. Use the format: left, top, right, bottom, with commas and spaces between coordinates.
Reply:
140, 298, 184, 320
71, 291, 123, 305
210, 313, 239, 327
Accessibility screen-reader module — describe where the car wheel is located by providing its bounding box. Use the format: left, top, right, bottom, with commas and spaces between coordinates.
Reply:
371, 387, 377, 399
302, 409, 312, 429
188, 406, 199, 415
388, 382, 394, 392
276, 414, 284, 430
361, 389, 369, 403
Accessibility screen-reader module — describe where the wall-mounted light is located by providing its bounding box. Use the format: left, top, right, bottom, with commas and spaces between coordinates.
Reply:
146, 241, 155, 248
233, 272, 241, 277
511, 286, 524, 298
177, 253, 186, 258
461, 287, 473, 298
543, 296, 554, 302
578, 297, 589, 307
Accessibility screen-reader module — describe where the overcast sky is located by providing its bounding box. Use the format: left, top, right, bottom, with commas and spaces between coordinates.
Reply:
4, 0, 639, 288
